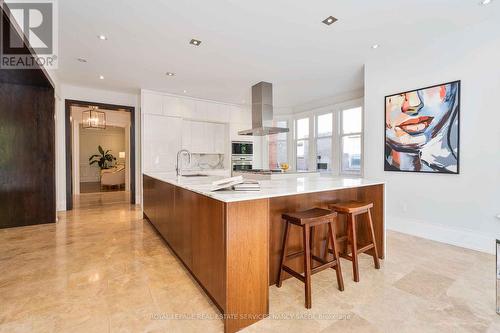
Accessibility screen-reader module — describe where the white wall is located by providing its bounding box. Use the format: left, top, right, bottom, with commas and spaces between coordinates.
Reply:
364, 19, 500, 253
55, 84, 140, 210
79, 126, 125, 182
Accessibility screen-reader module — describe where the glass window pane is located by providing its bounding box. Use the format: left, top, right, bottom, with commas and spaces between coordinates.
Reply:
317, 113, 332, 137
269, 120, 288, 169
275, 120, 288, 141
296, 118, 309, 140
342, 135, 361, 172
269, 139, 288, 169
277, 140, 287, 166
316, 137, 331, 172
342, 107, 362, 134
296, 140, 309, 171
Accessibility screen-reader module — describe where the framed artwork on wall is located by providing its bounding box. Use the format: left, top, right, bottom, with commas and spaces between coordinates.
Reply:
384, 80, 460, 174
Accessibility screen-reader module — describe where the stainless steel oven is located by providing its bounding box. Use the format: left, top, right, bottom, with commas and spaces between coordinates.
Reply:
232, 141, 253, 156
231, 155, 253, 171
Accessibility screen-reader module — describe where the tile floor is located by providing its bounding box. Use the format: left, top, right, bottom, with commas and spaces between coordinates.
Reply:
0, 192, 499, 332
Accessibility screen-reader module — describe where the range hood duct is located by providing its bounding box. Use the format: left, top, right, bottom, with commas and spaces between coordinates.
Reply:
238, 81, 289, 136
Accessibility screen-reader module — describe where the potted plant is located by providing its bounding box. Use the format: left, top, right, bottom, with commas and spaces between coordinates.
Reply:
89, 145, 116, 170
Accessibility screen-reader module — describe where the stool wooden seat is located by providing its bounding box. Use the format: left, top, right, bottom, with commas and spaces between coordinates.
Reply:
328, 201, 380, 282
277, 208, 344, 309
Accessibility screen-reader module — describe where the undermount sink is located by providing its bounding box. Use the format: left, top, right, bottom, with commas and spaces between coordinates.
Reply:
182, 174, 209, 177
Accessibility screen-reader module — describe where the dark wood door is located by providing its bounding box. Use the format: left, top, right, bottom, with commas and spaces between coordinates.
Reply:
0, 83, 55, 228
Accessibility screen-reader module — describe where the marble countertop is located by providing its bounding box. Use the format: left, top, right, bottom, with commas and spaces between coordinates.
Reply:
144, 172, 384, 203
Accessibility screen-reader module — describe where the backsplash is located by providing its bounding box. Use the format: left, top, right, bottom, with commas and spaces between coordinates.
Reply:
184, 154, 225, 170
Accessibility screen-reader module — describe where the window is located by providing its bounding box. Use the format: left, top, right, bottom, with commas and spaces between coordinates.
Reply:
295, 117, 310, 171
268, 120, 288, 169
340, 107, 362, 173
316, 113, 332, 172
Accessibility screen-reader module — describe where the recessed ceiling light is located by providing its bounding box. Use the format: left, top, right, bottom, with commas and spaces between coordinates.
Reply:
371, 44, 380, 49
189, 39, 202, 46
77, 57, 87, 63
99, 75, 104, 80
183, 90, 188, 93
480, 0, 492, 4
166, 72, 176, 76
98, 35, 108, 40
322, 16, 338, 25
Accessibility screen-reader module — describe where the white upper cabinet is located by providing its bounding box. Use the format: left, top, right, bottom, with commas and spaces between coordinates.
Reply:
229, 104, 251, 124
181, 120, 192, 151
190, 121, 206, 153
213, 123, 226, 154
141, 90, 254, 172
143, 114, 182, 172
203, 122, 216, 153
142, 92, 163, 115
193, 100, 230, 123
163, 95, 182, 117
205, 103, 221, 122
177, 98, 196, 119
217, 104, 230, 123
181, 120, 227, 154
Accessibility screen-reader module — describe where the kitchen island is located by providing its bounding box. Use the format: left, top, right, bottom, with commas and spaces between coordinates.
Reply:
143, 173, 384, 333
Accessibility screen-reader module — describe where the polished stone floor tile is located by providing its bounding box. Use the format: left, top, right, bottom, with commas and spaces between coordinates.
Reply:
0, 191, 499, 332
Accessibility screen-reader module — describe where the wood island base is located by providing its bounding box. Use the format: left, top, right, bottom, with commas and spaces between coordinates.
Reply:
143, 174, 384, 332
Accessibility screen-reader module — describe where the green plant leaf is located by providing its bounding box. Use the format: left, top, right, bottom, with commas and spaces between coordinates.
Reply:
98, 145, 104, 155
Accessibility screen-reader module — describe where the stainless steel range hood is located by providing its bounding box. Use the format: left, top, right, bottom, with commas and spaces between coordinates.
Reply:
238, 81, 289, 136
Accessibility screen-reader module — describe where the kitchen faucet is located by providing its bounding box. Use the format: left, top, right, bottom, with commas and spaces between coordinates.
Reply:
176, 149, 191, 177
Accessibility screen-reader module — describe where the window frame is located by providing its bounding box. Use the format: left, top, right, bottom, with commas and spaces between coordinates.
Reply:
294, 116, 313, 171
265, 98, 363, 175
339, 104, 364, 176
314, 111, 334, 172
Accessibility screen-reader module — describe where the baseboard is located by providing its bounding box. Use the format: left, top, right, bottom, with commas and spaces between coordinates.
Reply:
386, 215, 495, 254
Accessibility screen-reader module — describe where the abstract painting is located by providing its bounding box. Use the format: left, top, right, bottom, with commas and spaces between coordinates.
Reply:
385, 81, 460, 174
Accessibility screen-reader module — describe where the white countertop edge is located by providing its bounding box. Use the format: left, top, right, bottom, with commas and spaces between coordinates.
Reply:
143, 172, 385, 203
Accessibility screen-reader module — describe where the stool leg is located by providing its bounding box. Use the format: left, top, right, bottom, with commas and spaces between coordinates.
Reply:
349, 214, 360, 282
328, 220, 344, 291
323, 223, 330, 262
345, 215, 352, 257
310, 226, 314, 254
276, 221, 291, 288
303, 225, 312, 309
367, 209, 381, 269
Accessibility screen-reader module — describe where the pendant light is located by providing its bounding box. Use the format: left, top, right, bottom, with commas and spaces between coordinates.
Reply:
82, 106, 106, 129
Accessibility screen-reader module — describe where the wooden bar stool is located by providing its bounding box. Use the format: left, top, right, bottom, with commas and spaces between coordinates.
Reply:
276, 208, 344, 309
328, 201, 380, 282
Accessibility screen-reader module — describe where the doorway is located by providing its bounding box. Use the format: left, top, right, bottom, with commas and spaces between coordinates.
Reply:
65, 100, 136, 210
79, 124, 127, 194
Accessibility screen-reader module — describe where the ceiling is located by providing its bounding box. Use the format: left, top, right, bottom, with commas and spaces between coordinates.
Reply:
56, 0, 499, 108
